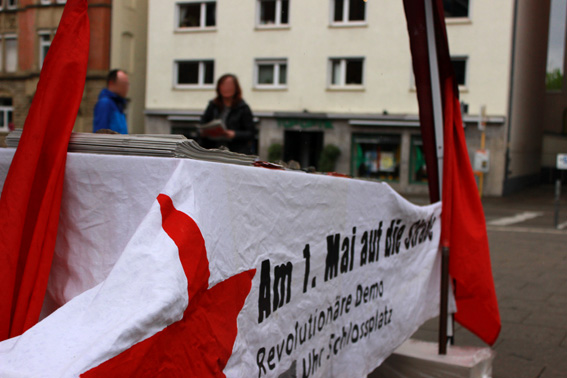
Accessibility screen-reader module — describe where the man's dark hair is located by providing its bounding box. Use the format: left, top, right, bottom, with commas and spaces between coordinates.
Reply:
107, 69, 126, 85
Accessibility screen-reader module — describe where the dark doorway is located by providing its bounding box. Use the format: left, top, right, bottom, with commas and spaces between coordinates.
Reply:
283, 130, 323, 169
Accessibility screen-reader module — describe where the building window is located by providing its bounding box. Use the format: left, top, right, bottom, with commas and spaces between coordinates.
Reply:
5, 36, 17, 73
174, 60, 214, 87
0, 98, 13, 132
351, 133, 401, 182
40, 0, 51, 4
177, 1, 216, 29
255, 59, 287, 88
6, 0, 16, 9
39, 31, 52, 69
546, 0, 567, 91
443, 0, 469, 18
451, 56, 467, 87
409, 135, 428, 184
257, 0, 289, 26
332, 0, 366, 24
330, 58, 364, 87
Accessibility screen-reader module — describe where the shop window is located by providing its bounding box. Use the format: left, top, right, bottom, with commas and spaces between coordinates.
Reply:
409, 135, 428, 184
351, 134, 401, 181
284, 130, 323, 169
330, 58, 364, 87
257, 0, 289, 26
443, 0, 469, 18
255, 59, 287, 88
174, 60, 214, 87
333, 0, 366, 23
177, 1, 216, 29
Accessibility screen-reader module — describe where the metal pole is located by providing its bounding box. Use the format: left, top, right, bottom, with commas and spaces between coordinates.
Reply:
478, 106, 486, 198
555, 179, 561, 229
423, 0, 451, 355
439, 246, 450, 354
424, 0, 444, 196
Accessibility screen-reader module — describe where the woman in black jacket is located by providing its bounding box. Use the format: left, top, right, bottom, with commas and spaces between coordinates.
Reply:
200, 74, 256, 155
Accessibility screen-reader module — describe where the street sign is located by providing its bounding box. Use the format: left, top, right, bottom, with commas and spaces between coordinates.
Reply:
557, 154, 567, 170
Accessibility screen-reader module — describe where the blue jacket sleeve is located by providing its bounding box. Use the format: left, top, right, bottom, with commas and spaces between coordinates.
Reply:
93, 99, 114, 133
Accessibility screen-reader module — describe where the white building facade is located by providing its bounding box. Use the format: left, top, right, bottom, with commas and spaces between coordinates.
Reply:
145, 0, 550, 196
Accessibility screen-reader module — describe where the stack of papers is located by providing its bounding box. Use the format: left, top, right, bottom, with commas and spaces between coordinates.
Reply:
5, 130, 258, 166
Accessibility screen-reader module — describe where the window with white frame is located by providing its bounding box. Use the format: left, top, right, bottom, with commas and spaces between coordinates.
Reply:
175, 60, 214, 87
177, 1, 216, 29
255, 59, 287, 88
443, 0, 469, 18
332, 0, 365, 24
0, 97, 13, 132
257, 0, 289, 26
451, 56, 468, 86
5, 36, 17, 73
330, 58, 364, 86
6, 0, 16, 9
39, 31, 52, 69
40, 0, 51, 5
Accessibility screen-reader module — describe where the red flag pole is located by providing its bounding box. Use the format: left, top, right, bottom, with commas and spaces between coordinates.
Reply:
423, 0, 452, 355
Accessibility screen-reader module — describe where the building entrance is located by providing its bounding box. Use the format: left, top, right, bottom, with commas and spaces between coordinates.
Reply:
283, 130, 323, 170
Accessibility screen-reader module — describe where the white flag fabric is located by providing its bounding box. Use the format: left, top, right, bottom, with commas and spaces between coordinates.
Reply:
0, 150, 447, 377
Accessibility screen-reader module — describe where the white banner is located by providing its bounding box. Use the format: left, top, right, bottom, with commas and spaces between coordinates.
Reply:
0, 150, 443, 377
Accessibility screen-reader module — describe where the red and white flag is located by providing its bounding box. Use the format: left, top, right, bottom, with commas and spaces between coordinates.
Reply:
0, 184, 254, 377
0, 154, 444, 377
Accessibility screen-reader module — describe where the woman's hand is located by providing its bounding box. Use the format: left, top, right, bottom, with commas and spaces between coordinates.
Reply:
225, 130, 236, 139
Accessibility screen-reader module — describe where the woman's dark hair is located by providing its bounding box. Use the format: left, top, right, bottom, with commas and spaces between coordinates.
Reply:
213, 73, 243, 108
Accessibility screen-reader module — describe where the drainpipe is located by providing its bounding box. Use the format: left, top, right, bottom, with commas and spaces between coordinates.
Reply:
504, 0, 519, 195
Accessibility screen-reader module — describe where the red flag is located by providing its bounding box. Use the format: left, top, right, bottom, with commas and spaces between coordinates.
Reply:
441, 79, 501, 345
0, 0, 89, 341
403, 0, 501, 345
81, 194, 255, 377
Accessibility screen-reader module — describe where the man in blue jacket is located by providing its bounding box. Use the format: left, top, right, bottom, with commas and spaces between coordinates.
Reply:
93, 69, 129, 134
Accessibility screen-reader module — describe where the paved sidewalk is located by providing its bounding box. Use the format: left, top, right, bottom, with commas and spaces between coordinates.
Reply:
407, 185, 567, 378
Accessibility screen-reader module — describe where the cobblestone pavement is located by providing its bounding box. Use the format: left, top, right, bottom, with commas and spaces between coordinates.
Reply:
407, 185, 567, 378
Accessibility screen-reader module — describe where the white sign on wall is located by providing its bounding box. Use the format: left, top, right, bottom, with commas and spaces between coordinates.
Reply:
474, 150, 490, 173
557, 154, 567, 170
